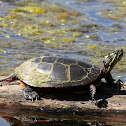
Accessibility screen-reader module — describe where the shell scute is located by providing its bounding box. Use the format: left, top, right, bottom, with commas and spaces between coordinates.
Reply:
70, 65, 87, 81
37, 62, 52, 74
78, 61, 92, 68
42, 56, 57, 63
57, 57, 76, 65
51, 63, 68, 82
81, 77, 92, 85
86, 66, 100, 82
32, 58, 42, 63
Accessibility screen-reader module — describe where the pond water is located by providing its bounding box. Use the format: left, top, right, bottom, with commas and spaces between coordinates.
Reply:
0, 0, 126, 125
0, 0, 126, 81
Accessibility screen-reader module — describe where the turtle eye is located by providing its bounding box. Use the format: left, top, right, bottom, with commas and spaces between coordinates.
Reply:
103, 61, 106, 64
102, 61, 106, 67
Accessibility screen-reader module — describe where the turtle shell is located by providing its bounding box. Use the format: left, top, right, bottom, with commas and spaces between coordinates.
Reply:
14, 56, 100, 88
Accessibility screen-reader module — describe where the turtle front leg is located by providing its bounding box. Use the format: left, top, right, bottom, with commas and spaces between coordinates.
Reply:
105, 72, 124, 89
23, 86, 40, 101
90, 84, 108, 108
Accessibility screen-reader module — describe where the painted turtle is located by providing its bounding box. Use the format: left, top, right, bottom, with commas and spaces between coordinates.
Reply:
0, 49, 124, 108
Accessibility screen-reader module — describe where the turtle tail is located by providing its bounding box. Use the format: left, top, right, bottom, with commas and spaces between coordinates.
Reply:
0, 73, 19, 82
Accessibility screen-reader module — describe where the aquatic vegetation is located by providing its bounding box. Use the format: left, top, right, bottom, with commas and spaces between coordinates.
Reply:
0, 49, 6, 54
73, 32, 83, 38
0, 0, 125, 80
0, 1, 87, 49
101, 0, 126, 22
14, 6, 46, 14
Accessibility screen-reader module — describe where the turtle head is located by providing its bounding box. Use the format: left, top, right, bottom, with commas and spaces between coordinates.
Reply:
102, 49, 123, 73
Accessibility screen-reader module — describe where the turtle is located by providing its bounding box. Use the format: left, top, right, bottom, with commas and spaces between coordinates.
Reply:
0, 49, 124, 108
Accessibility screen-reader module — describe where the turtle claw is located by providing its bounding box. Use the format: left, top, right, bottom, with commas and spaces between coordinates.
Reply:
94, 99, 108, 108
114, 79, 124, 89
23, 86, 40, 101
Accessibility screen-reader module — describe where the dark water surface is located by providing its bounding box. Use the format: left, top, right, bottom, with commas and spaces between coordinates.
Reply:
0, 0, 126, 125
0, 108, 126, 126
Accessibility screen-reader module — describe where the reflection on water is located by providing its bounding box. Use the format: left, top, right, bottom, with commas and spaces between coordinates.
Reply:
0, 111, 126, 126
0, 109, 126, 126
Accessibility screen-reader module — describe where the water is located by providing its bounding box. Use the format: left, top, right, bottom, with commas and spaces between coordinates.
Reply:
0, 117, 10, 126
0, 0, 126, 125
0, 108, 126, 126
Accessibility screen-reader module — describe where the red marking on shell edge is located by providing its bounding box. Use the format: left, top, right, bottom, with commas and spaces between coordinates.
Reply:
65, 86, 68, 88
6, 78, 14, 81
81, 83, 84, 86
6, 78, 19, 81
44, 87, 48, 88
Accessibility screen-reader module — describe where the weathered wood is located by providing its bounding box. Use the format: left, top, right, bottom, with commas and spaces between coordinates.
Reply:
0, 76, 126, 113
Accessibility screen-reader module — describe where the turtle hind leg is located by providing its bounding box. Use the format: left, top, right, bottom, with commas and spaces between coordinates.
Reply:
90, 84, 108, 108
23, 86, 40, 101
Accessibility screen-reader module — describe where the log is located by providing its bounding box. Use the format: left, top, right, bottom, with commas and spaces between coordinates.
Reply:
0, 76, 126, 115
